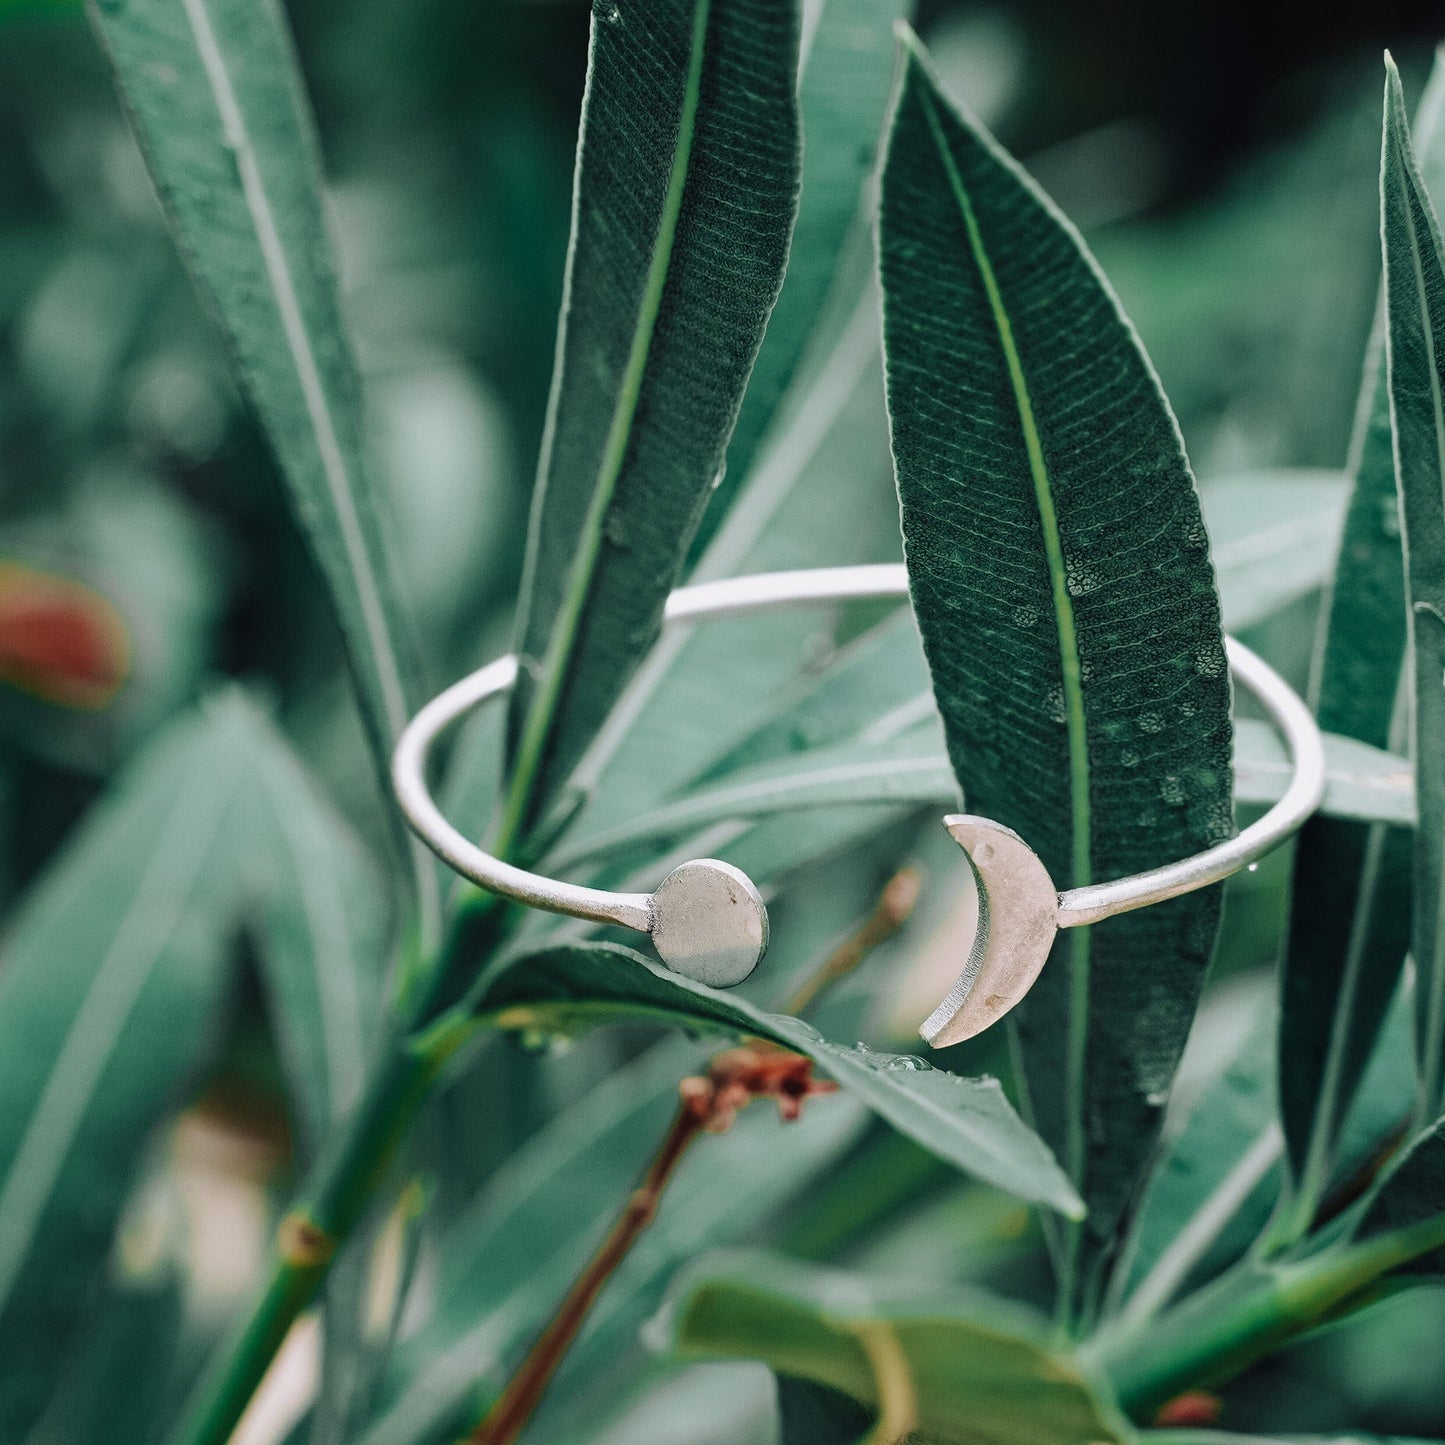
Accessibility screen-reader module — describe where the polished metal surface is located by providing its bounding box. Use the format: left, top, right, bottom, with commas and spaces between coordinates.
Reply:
392, 565, 1326, 1031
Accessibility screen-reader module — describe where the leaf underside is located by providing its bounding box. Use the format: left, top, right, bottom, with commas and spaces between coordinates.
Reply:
879, 38, 1233, 1317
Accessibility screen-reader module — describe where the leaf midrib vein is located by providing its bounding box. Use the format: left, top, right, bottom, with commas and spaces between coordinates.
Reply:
499, 0, 714, 853
915, 81, 1094, 1205
179, 0, 407, 742
178, 0, 440, 943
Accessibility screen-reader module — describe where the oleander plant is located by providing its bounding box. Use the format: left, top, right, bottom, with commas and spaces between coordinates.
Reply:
1, 0, 1444, 1442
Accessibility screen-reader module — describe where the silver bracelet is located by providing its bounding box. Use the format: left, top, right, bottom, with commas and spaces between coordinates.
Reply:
392, 565, 1326, 1047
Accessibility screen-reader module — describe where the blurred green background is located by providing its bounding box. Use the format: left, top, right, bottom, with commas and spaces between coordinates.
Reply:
2, 0, 1444, 1437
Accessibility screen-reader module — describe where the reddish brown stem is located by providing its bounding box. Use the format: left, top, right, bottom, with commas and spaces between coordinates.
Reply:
468, 1104, 705, 1445
466, 870, 920, 1445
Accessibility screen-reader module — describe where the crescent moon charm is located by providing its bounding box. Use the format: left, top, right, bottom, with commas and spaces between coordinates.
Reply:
920, 816, 1061, 1048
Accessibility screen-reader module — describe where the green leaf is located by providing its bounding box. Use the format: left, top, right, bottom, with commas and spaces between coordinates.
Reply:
0, 703, 246, 1437
1381, 54, 1445, 1120
654, 1251, 1133, 1445
1355, 1115, 1445, 1274
697, 0, 911, 543
879, 33, 1233, 1314
552, 717, 1409, 876
501, 0, 801, 846
1233, 721, 1413, 828
1201, 469, 1348, 632
777, 1377, 873, 1445
477, 942, 1082, 1216
1276, 49, 1445, 1224
551, 724, 950, 870
359, 1042, 866, 1445
56, 1253, 188, 1445
1109, 995, 1281, 1325
1147, 1434, 1440, 1444
227, 697, 391, 1150
555, 284, 899, 852
88, 0, 436, 932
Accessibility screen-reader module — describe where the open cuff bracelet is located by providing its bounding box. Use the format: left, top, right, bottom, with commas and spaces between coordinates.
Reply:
392, 565, 1326, 1048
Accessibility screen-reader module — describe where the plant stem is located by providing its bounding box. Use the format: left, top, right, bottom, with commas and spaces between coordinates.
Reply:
167, 1029, 460, 1445
465, 876, 915, 1443
784, 868, 921, 1016
1093, 1212, 1445, 1417
468, 1104, 706, 1445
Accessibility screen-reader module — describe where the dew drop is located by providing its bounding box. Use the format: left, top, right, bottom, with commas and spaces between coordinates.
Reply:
1138, 711, 1165, 734
1159, 775, 1186, 806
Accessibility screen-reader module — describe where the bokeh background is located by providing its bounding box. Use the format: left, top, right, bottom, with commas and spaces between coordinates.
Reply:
2, 0, 1444, 1438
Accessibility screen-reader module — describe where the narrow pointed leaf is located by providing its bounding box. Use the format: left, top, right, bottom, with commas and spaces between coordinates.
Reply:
229, 698, 391, 1149
556, 717, 1410, 876
1381, 55, 1445, 1119
89, 0, 424, 779
698, 0, 911, 543
502, 0, 801, 844
1111, 1001, 1281, 1324
1278, 49, 1445, 1218
1355, 1116, 1445, 1274
88, 0, 437, 933
654, 1251, 1132, 1445
563, 359, 905, 867
0, 705, 246, 1437
478, 942, 1081, 1216
879, 33, 1233, 1313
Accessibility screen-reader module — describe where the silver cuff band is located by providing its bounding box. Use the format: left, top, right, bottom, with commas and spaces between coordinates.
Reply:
392, 565, 1326, 1043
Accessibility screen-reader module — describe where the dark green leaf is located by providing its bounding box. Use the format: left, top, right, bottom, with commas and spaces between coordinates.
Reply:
501, 0, 801, 845
1110, 994, 1280, 1324
698, 0, 911, 541
477, 942, 1081, 1216
0, 703, 246, 1437
88, 0, 436, 933
534, 277, 899, 853
1276, 50, 1445, 1223
879, 32, 1233, 1315
654, 1251, 1132, 1445
777, 1376, 873, 1445
1355, 1115, 1445, 1274
1381, 55, 1445, 1120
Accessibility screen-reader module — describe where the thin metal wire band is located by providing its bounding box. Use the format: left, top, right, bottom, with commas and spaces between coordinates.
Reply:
391, 564, 1325, 948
